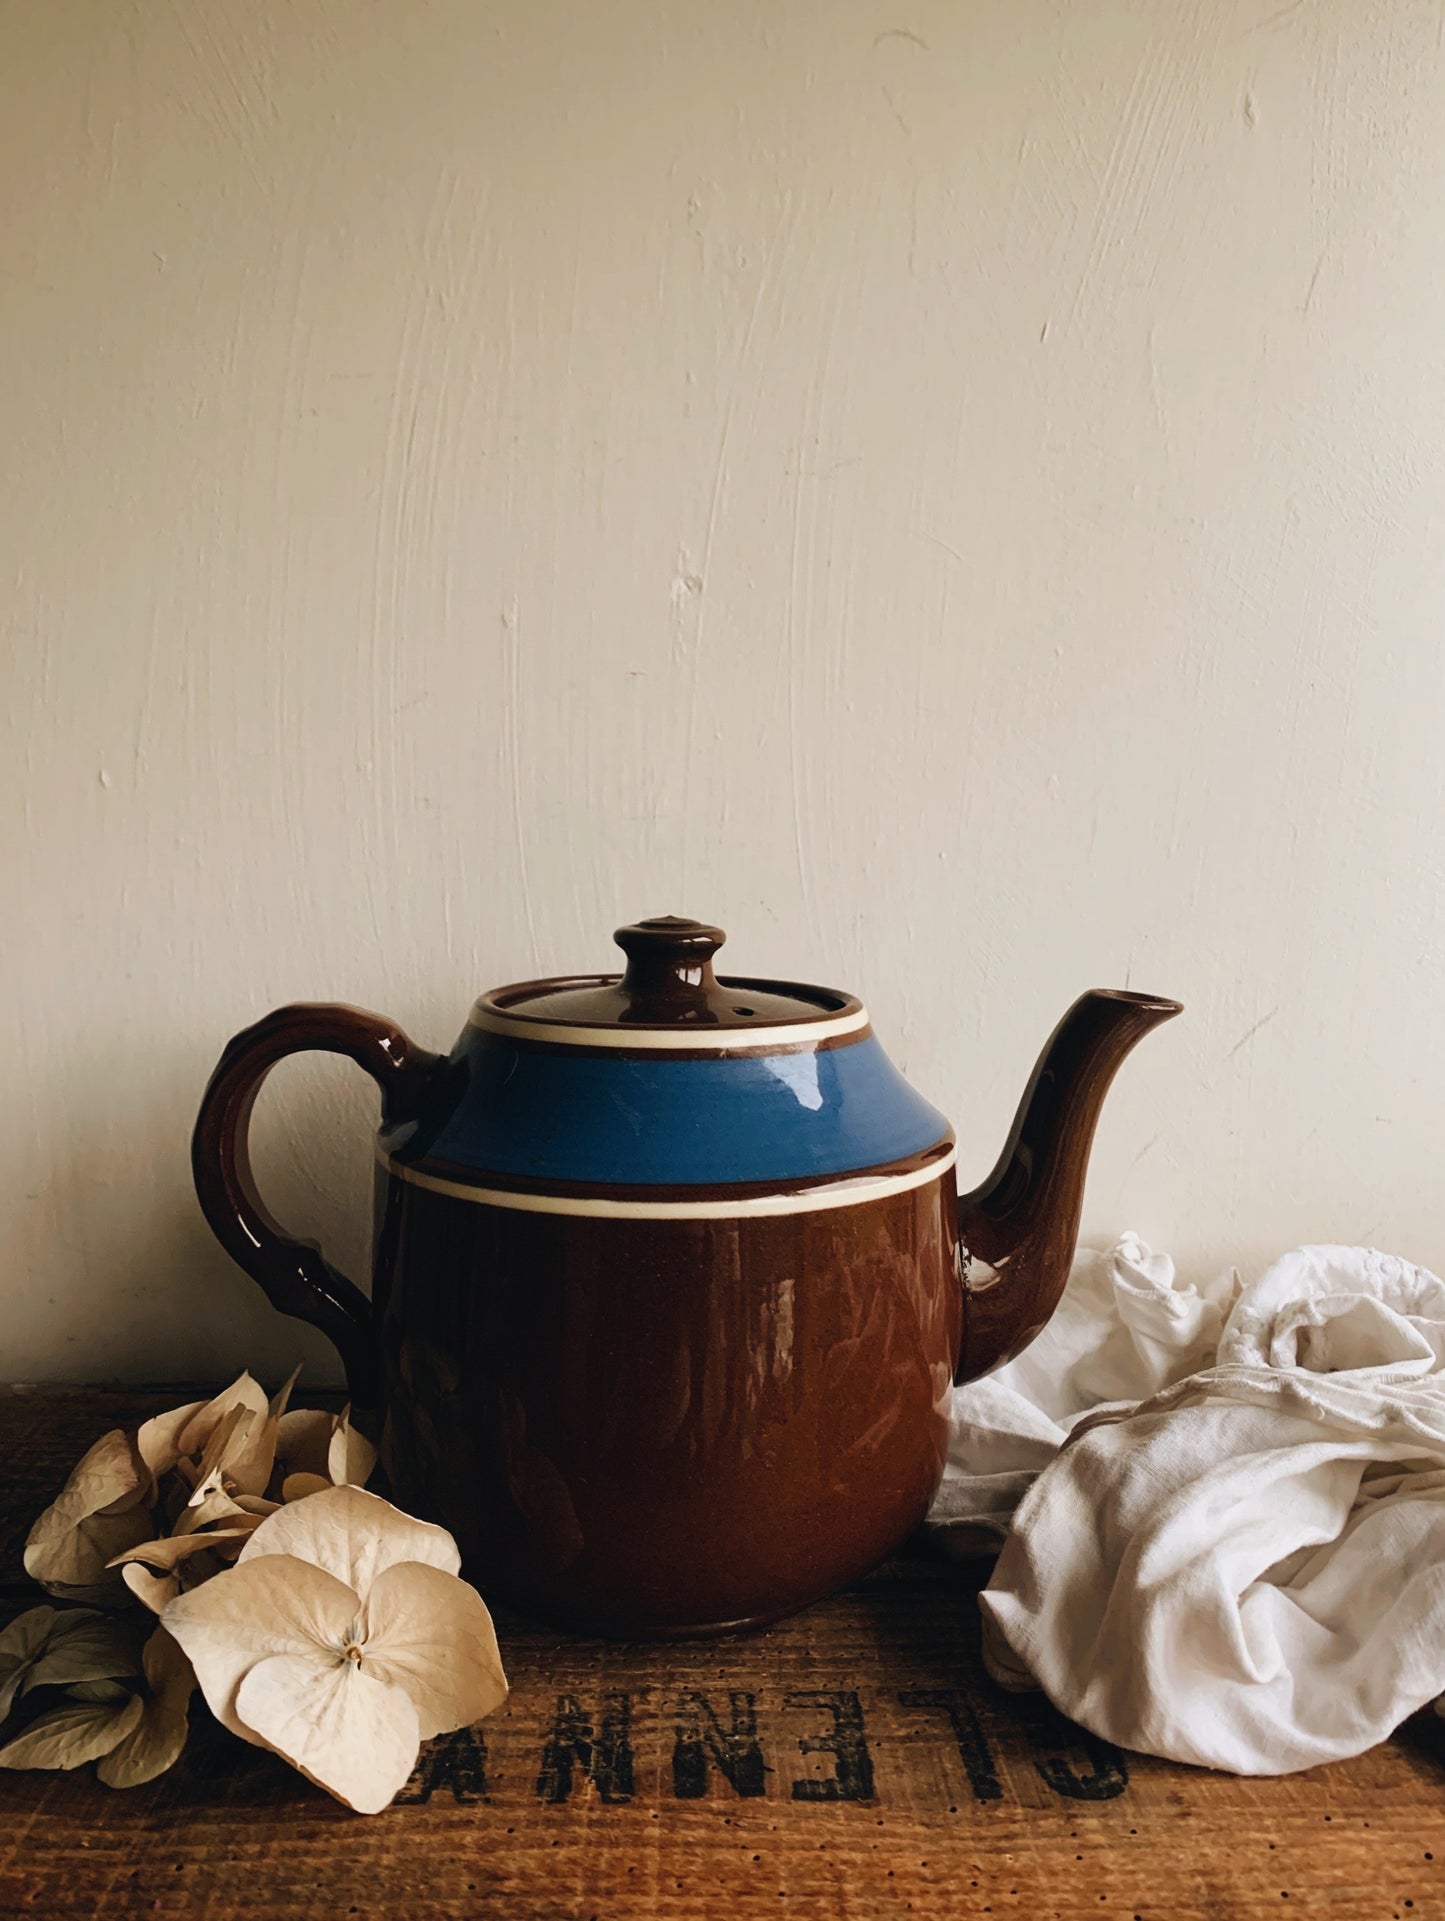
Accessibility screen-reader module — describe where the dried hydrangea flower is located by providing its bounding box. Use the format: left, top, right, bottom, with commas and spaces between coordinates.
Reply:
30, 1370, 381, 1631
163, 1485, 508, 1814
24, 1373, 300, 1604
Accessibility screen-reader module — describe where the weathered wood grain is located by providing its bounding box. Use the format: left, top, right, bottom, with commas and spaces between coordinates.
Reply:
1, 1390, 1440, 1920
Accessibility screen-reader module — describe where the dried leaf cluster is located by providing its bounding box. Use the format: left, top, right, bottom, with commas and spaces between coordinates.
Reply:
2, 1372, 508, 1813
0, 1604, 187, 1788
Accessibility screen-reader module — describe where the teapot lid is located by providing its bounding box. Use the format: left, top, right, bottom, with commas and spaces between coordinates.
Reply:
475, 916, 866, 1046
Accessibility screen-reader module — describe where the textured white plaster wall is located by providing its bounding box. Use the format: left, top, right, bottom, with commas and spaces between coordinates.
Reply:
5, 0, 1445, 1382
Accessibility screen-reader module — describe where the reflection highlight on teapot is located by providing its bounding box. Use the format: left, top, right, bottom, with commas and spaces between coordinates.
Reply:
760, 1050, 825, 1111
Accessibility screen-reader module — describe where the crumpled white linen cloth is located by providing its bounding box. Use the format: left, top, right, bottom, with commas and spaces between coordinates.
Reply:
930, 1237, 1445, 1774
927, 1234, 1240, 1556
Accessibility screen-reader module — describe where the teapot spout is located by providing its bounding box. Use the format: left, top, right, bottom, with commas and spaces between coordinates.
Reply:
956, 989, 1182, 1383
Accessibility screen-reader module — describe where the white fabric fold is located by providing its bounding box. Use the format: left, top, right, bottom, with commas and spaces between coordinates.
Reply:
965, 1241, 1445, 1774
927, 1235, 1238, 1554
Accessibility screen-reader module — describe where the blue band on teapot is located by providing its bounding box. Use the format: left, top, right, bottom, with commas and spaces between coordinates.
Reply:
385, 1029, 950, 1191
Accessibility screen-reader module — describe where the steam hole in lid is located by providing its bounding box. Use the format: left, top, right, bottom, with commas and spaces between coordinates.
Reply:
733, 1006, 756, 1016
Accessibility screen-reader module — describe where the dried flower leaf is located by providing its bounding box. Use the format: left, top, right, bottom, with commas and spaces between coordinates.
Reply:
22, 1613, 146, 1694
65, 1678, 133, 1703
238, 1483, 460, 1594
0, 1692, 143, 1770
96, 1628, 194, 1789
0, 1606, 62, 1720
0, 1604, 60, 1660
24, 1432, 155, 1598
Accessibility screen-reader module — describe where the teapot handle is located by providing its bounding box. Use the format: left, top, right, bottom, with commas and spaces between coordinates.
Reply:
190, 1004, 443, 1406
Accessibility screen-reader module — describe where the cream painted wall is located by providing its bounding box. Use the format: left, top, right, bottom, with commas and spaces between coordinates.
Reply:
5, 0, 1445, 1383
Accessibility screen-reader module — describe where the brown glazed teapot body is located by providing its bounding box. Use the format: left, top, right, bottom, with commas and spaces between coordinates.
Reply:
192, 918, 1179, 1638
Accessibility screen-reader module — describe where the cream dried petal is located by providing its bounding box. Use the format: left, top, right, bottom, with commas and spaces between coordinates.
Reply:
188, 1410, 278, 1504
186, 1405, 253, 1505
109, 1529, 254, 1571
91, 1434, 152, 1518
162, 1554, 360, 1746
235, 1651, 420, 1815
24, 1432, 151, 1593
175, 1487, 249, 1533
327, 1410, 376, 1490
360, 1562, 508, 1740
97, 1628, 194, 1789
122, 1565, 180, 1615
176, 1373, 270, 1460
27, 1508, 157, 1602
281, 1472, 332, 1504
134, 1400, 206, 1485
96, 1482, 151, 1519
225, 1414, 280, 1500
268, 1365, 303, 1423
59, 1429, 146, 1511
200, 1499, 279, 1554
274, 1408, 333, 1482
0, 1693, 143, 1770
238, 1484, 459, 1597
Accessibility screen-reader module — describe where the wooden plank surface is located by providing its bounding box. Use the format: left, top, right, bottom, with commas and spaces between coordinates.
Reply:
1, 1388, 1441, 1920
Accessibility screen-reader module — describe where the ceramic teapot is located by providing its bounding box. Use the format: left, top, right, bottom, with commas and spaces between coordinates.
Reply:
192, 917, 1179, 1638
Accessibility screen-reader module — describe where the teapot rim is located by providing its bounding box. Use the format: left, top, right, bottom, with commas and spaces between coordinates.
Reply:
472, 975, 868, 1053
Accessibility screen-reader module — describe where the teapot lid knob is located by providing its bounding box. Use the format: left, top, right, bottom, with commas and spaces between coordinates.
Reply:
613, 916, 725, 1015
482, 915, 861, 1028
